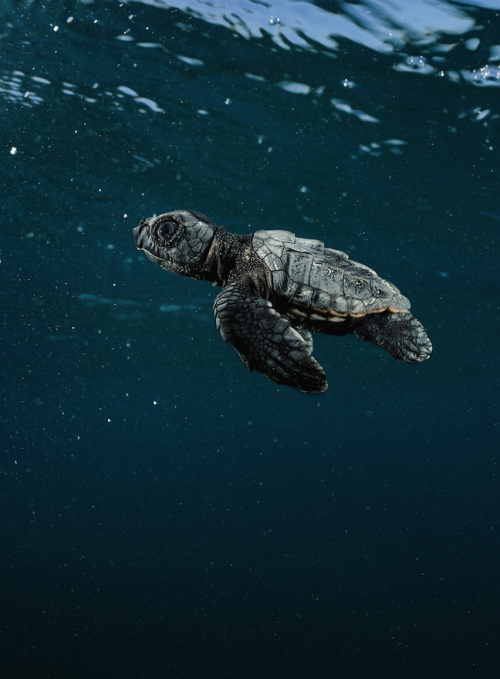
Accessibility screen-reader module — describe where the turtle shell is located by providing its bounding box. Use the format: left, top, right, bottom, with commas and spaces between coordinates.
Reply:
251, 230, 411, 322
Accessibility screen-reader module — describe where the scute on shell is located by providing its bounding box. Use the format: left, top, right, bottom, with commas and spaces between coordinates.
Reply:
251, 229, 411, 320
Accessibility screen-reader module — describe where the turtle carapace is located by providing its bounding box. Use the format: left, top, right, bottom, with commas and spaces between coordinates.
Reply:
133, 210, 432, 393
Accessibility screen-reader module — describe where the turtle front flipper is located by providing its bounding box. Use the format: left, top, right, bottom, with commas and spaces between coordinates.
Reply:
353, 311, 432, 363
213, 281, 327, 393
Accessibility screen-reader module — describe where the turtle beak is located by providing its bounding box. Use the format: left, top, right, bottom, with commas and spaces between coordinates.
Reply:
133, 219, 148, 250
133, 219, 165, 267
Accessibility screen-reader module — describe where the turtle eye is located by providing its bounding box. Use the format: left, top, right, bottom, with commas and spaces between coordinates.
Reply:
157, 220, 177, 240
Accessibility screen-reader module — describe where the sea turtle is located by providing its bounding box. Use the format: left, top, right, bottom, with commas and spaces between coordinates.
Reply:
133, 210, 432, 393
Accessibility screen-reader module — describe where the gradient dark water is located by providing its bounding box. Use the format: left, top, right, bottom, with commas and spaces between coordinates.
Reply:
1, 0, 499, 677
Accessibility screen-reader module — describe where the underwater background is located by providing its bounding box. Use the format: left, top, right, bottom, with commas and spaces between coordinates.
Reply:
1, 0, 499, 677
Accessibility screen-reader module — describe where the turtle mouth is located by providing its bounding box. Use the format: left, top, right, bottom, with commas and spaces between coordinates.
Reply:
143, 250, 164, 266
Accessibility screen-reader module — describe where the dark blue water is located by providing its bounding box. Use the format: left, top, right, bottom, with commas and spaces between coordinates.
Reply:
1, 0, 499, 676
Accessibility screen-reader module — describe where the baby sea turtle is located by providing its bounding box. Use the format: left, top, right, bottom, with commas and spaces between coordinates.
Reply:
133, 210, 432, 393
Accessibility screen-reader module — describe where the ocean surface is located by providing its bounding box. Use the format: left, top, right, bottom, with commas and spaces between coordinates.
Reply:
1, 0, 499, 677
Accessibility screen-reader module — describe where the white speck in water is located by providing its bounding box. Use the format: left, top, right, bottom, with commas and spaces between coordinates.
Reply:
53, 25, 59, 32
299, 186, 309, 193
10, 147, 17, 155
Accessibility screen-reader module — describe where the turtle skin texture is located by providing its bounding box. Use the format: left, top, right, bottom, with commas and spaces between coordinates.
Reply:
133, 210, 432, 393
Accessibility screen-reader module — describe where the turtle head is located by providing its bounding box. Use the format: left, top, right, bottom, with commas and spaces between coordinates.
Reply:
133, 210, 218, 280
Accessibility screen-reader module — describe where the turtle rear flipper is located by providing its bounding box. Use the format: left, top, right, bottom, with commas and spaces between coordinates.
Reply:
354, 311, 432, 363
214, 281, 327, 393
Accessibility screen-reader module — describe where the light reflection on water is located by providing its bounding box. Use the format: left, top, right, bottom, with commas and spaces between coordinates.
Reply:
2, 0, 499, 129
132, 0, 499, 62
1, 0, 498, 247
